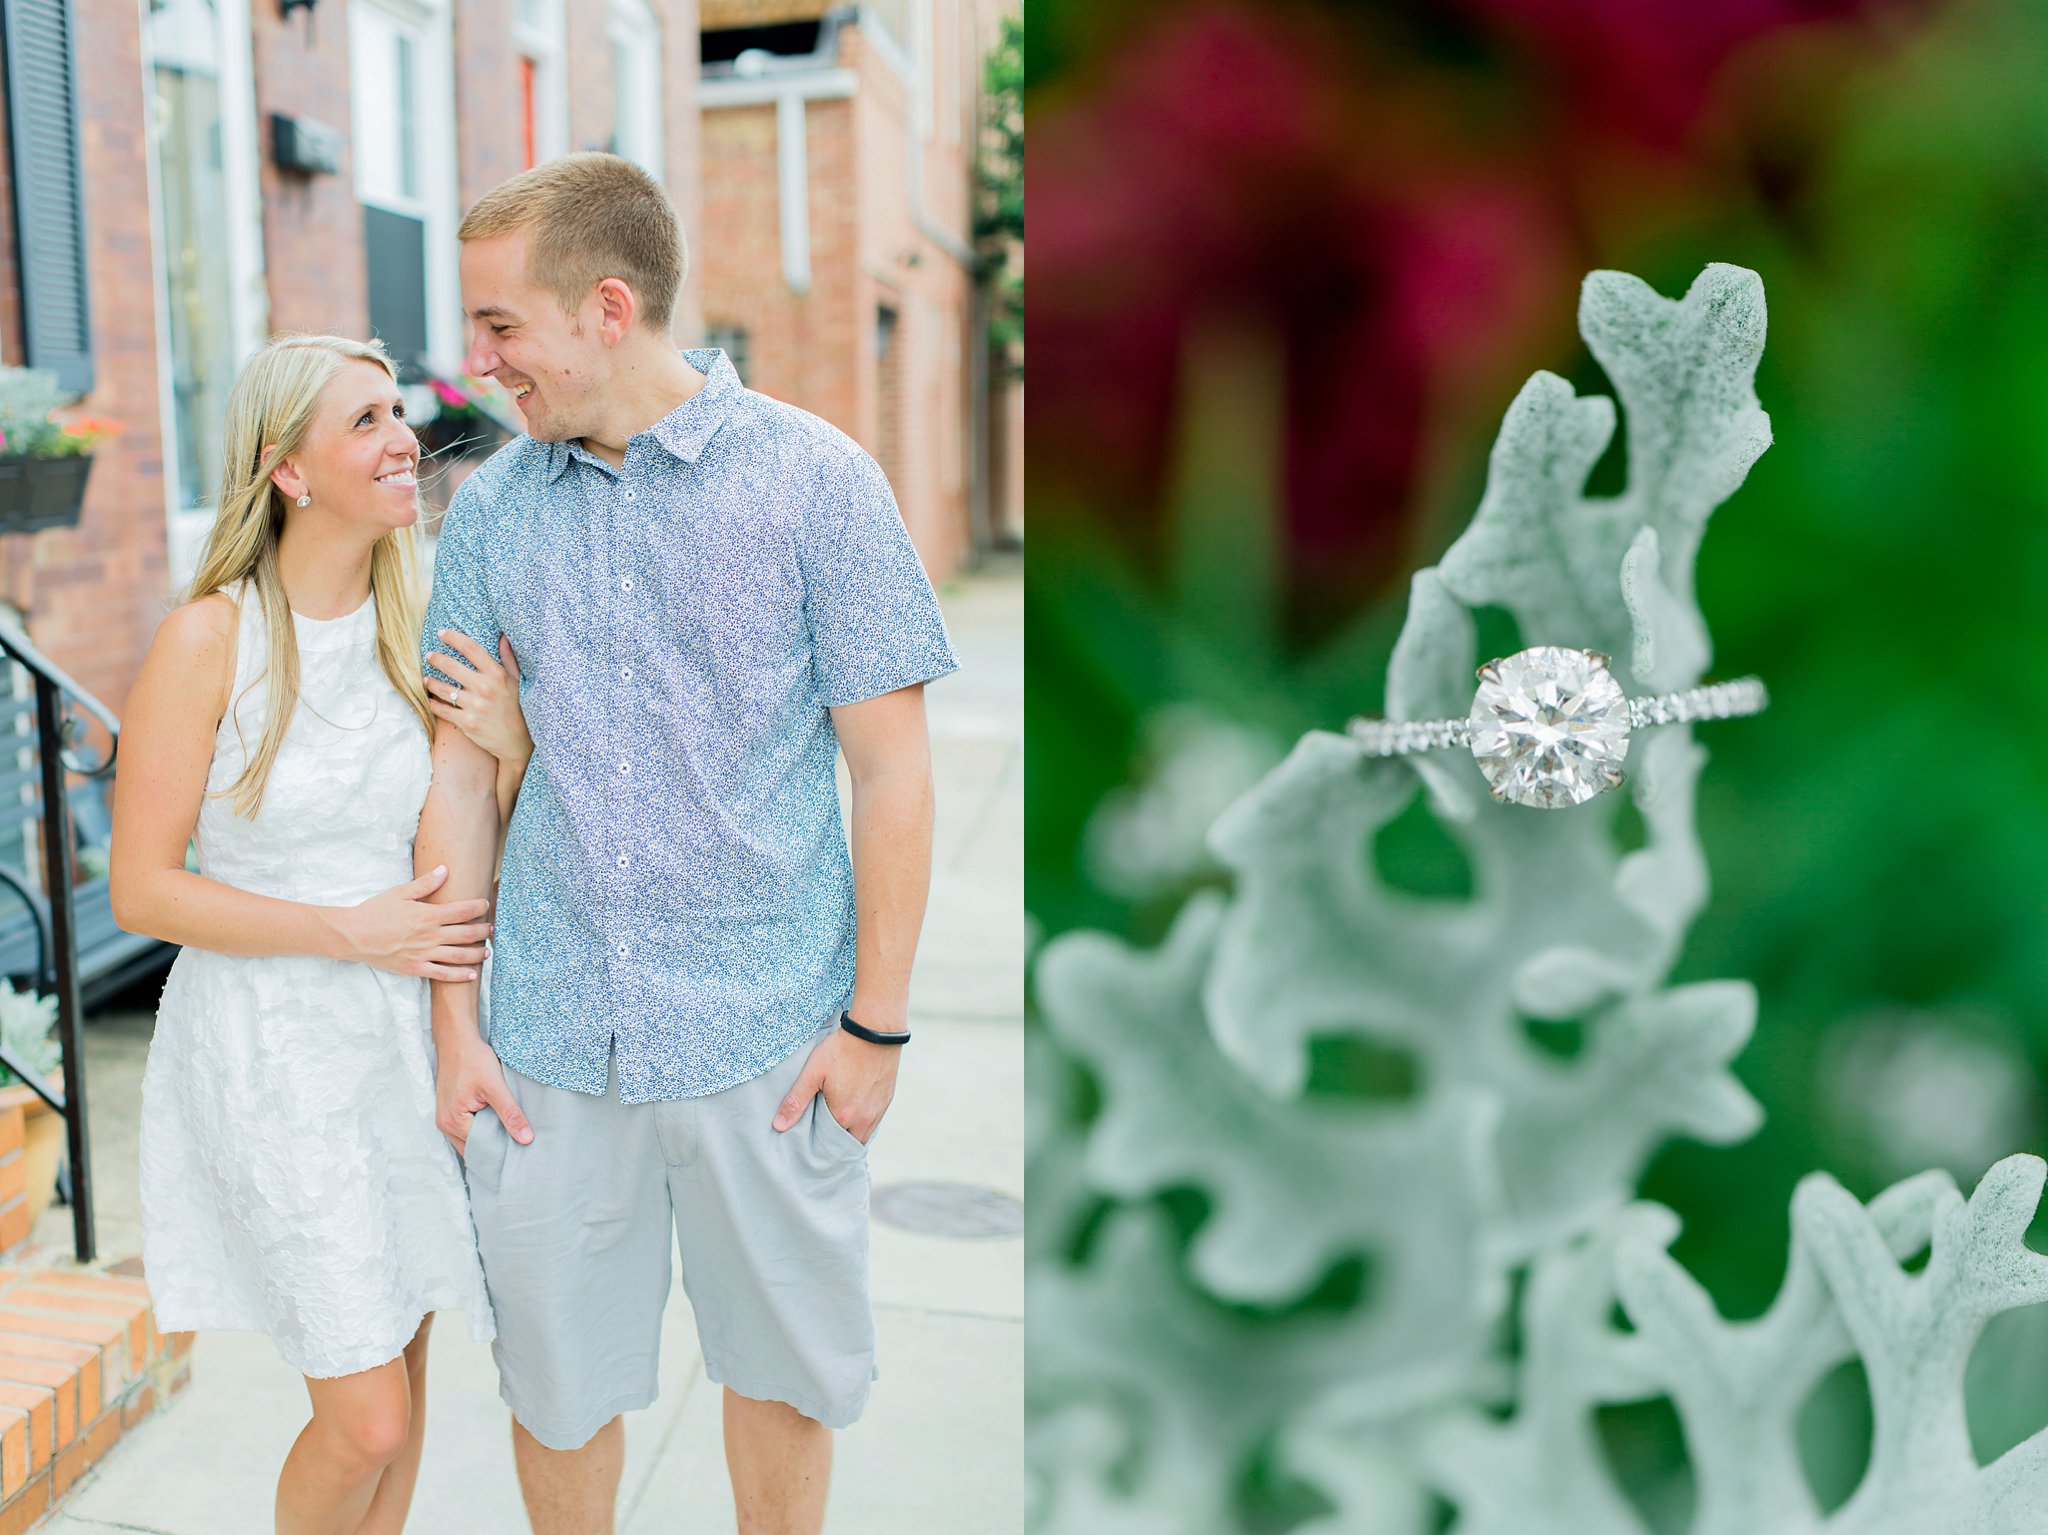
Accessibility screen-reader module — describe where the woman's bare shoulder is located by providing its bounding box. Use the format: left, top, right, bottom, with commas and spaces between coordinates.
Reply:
142, 592, 241, 715
152, 592, 239, 657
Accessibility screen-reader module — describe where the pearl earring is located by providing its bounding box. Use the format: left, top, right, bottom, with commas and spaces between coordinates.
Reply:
295, 495, 310, 507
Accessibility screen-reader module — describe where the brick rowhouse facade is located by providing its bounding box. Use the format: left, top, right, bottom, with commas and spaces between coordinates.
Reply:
698, 0, 1016, 579
0, 0, 173, 720
251, 7, 371, 342
0, 0, 704, 722
455, 0, 705, 341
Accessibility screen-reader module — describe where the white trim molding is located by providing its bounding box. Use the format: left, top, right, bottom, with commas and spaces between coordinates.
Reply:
701, 70, 858, 295
141, 0, 272, 587
775, 92, 811, 294
349, 0, 465, 374
696, 69, 856, 109
513, 0, 570, 164
858, 4, 911, 86
607, 0, 663, 180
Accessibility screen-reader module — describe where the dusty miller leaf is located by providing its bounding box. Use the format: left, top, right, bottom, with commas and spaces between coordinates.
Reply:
1026, 265, 2048, 1534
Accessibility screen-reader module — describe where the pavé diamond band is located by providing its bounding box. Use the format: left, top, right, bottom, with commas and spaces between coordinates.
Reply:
1346, 645, 1767, 810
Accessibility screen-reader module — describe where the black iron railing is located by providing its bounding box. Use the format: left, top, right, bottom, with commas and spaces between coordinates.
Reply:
0, 614, 116, 1263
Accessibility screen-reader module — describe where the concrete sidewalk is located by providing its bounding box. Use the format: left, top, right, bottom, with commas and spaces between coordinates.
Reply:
29, 555, 1022, 1533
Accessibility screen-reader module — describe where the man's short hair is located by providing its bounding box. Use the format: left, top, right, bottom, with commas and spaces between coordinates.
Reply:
459, 152, 687, 333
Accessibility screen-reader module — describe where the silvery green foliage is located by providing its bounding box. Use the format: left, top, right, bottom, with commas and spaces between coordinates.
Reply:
0, 365, 72, 458
1083, 706, 1285, 900
1027, 265, 2048, 1533
0, 979, 59, 1086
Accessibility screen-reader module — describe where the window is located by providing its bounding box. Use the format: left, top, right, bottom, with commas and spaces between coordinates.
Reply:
144, 0, 269, 562
348, 0, 462, 381
705, 325, 747, 383
512, 0, 566, 170
874, 305, 903, 491
700, 22, 820, 66
520, 55, 537, 170
2, 0, 91, 392
607, 0, 662, 179
351, 3, 434, 374
351, 7, 426, 210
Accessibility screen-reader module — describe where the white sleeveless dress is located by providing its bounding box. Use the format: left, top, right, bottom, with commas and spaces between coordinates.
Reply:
138, 584, 494, 1377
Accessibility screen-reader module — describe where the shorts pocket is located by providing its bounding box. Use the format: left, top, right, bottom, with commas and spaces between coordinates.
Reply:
464, 1106, 508, 1191
810, 1092, 867, 1161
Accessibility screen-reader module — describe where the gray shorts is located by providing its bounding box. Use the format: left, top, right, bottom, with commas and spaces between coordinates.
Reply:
461, 1027, 877, 1451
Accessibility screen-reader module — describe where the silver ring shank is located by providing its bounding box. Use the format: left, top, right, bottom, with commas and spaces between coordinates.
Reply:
1625, 676, 1767, 731
1347, 676, 1768, 758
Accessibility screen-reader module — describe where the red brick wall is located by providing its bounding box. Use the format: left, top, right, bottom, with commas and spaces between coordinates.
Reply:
566, 0, 614, 159
454, 0, 528, 212
0, 73, 21, 365
0, 0, 711, 720
846, 15, 974, 576
660, 0, 704, 345
698, 26, 986, 578
805, 97, 863, 431
700, 104, 782, 382
700, 95, 859, 428
0, 0, 172, 717
453, 0, 701, 344
250, 7, 369, 339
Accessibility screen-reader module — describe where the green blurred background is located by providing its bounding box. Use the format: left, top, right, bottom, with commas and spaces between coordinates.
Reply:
1027, 0, 2048, 1514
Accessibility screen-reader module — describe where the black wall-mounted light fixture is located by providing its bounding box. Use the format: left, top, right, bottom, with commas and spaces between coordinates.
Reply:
272, 114, 342, 176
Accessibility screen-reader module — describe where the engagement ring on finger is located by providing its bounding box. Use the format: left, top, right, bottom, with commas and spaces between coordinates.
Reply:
1346, 645, 1767, 809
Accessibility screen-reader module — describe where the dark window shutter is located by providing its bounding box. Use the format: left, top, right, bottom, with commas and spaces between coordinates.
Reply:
364, 205, 428, 382
1, 0, 93, 395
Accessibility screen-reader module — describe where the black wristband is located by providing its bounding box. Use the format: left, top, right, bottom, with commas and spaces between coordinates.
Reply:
841, 1012, 910, 1046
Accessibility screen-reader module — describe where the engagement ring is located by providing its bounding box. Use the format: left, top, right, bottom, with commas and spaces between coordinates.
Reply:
1346, 645, 1767, 809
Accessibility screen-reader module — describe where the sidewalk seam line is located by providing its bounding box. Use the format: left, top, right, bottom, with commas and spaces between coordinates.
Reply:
873, 1301, 1022, 1324
621, 1355, 708, 1524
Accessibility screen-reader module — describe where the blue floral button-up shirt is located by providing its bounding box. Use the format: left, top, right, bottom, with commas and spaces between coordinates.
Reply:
422, 349, 958, 1103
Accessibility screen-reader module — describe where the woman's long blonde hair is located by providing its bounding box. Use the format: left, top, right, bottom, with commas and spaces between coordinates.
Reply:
188, 334, 434, 816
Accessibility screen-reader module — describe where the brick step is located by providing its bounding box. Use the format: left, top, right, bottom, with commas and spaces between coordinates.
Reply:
0, 1265, 190, 1533
0, 1095, 191, 1532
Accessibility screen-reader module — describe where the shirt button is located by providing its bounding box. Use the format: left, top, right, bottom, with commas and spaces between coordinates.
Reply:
621, 665, 634, 680
621, 577, 634, 592
617, 944, 630, 960
616, 854, 629, 868
623, 487, 637, 502
619, 761, 632, 775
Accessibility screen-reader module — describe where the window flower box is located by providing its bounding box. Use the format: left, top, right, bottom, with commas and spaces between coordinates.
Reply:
0, 366, 120, 536
0, 455, 93, 534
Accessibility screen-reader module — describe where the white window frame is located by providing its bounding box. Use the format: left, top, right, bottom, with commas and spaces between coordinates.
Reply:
607, 0, 663, 180
348, 0, 465, 374
699, 70, 858, 295
513, 0, 569, 167
140, 0, 271, 587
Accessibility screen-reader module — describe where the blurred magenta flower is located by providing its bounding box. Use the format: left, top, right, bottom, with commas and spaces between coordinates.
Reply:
1033, 5, 1575, 618
1454, 0, 1920, 152
1031, 0, 1933, 628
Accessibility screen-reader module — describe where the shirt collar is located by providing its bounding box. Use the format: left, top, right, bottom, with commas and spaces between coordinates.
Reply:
540, 348, 743, 483
653, 348, 743, 464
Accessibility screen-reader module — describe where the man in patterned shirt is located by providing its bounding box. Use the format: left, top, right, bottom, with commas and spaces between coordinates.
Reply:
414, 153, 957, 1533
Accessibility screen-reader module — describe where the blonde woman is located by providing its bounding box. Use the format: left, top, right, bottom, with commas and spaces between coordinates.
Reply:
111, 335, 529, 1535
